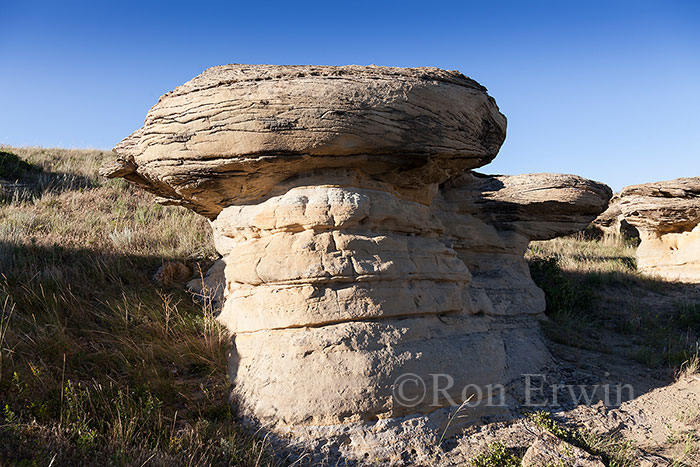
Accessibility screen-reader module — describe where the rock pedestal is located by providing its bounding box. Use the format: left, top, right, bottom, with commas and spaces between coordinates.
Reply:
102, 64, 612, 462
620, 177, 700, 282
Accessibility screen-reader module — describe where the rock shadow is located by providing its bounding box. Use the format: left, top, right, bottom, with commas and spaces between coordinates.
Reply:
530, 261, 700, 408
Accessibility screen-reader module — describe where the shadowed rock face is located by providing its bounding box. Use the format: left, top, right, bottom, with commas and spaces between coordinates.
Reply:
103, 64, 611, 463
438, 172, 611, 317
620, 177, 700, 282
590, 195, 640, 239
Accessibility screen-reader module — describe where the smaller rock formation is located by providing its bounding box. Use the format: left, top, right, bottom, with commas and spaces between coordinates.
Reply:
187, 260, 225, 311
437, 172, 612, 317
620, 177, 700, 282
590, 195, 639, 240
153, 261, 192, 286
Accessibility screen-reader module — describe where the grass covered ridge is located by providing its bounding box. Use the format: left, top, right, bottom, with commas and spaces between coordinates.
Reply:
0, 147, 275, 466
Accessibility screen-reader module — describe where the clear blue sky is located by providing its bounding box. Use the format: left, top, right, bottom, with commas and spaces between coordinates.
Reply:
1, 0, 698, 191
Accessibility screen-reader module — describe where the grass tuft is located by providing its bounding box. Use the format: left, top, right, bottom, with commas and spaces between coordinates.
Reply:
468, 442, 521, 467
527, 411, 637, 467
676, 347, 700, 382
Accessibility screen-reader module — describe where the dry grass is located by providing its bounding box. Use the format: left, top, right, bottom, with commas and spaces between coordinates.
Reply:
528, 232, 638, 276
529, 233, 700, 370
0, 147, 277, 466
677, 348, 700, 382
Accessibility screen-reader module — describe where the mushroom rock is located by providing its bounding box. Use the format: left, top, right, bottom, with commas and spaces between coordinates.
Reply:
102, 64, 612, 462
620, 177, 700, 282
437, 172, 612, 317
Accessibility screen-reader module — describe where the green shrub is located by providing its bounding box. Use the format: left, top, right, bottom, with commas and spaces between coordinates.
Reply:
469, 442, 520, 467
528, 257, 595, 318
526, 411, 636, 467
0, 151, 42, 179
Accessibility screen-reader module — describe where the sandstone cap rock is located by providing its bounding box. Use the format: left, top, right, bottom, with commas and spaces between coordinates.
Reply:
101, 64, 506, 217
620, 177, 700, 233
443, 172, 613, 240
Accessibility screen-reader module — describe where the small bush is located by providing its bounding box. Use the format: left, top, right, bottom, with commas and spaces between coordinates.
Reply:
671, 302, 700, 334
469, 442, 520, 467
527, 411, 636, 467
528, 257, 595, 318
528, 256, 601, 350
0, 151, 42, 179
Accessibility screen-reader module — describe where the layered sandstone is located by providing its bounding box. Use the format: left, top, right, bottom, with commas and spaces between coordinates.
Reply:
620, 177, 700, 282
102, 64, 611, 462
438, 172, 612, 317
102, 64, 507, 217
590, 194, 639, 239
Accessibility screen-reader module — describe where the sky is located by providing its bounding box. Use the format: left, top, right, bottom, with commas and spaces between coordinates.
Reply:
1, 0, 698, 191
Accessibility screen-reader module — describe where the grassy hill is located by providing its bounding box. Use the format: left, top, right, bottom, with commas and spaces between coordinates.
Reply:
0, 147, 275, 466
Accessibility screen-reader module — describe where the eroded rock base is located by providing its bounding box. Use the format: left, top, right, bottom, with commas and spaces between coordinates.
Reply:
186, 178, 565, 462
636, 226, 700, 282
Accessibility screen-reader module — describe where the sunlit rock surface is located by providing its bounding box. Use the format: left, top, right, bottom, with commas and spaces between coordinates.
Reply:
620, 177, 700, 282
102, 64, 612, 463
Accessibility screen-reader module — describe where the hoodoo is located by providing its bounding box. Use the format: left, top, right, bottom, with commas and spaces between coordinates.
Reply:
102, 64, 612, 462
620, 177, 700, 282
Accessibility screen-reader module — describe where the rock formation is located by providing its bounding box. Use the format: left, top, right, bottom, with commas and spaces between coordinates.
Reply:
153, 261, 192, 287
620, 177, 700, 282
590, 194, 639, 239
102, 64, 611, 463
